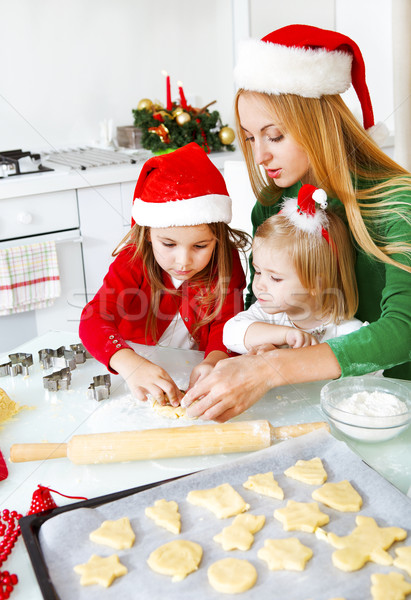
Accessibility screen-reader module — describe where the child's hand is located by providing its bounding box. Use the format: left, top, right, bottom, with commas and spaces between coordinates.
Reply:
285, 329, 319, 348
188, 362, 215, 390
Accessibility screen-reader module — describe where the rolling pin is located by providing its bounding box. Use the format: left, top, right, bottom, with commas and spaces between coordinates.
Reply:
10, 420, 329, 465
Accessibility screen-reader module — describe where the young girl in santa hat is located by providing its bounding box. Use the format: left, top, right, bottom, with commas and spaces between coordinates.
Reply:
223, 184, 365, 354
79, 142, 249, 405
182, 24, 411, 422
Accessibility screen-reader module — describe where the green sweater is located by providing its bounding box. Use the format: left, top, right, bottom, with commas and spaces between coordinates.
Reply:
246, 182, 411, 380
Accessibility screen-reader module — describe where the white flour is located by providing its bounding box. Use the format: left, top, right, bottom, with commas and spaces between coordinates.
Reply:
336, 390, 407, 416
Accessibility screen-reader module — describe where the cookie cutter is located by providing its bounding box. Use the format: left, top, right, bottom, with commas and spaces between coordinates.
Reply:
43, 367, 72, 391
38, 346, 77, 371
69, 343, 93, 364
88, 374, 111, 401
0, 353, 33, 377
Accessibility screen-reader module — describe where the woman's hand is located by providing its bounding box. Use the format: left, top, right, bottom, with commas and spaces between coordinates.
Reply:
109, 349, 183, 405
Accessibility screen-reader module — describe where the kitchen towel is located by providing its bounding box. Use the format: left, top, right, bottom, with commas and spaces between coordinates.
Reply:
0, 241, 61, 315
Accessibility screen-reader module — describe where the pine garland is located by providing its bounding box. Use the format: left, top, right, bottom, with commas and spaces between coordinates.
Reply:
132, 104, 235, 153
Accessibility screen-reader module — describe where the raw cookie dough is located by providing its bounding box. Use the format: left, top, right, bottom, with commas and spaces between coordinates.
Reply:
0, 388, 29, 425
243, 472, 284, 500
145, 499, 181, 534
284, 457, 327, 485
312, 480, 363, 512
147, 540, 202, 582
89, 517, 135, 549
214, 513, 265, 551
274, 500, 329, 533
187, 483, 250, 519
316, 515, 407, 572
152, 398, 187, 419
394, 546, 411, 577
73, 554, 127, 587
208, 558, 257, 594
371, 572, 411, 600
258, 537, 313, 571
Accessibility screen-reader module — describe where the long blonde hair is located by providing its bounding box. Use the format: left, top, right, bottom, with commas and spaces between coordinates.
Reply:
113, 223, 250, 342
235, 90, 411, 273
254, 212, 358, 323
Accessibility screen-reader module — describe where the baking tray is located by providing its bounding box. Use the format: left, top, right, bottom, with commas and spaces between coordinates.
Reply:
20, 475, 187, 600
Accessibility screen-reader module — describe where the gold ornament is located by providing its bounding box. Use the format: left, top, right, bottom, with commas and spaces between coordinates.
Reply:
219, 126, 235, 145
172, 107, 184, 118
176, 112, 191, 126
137, 98, 153, 111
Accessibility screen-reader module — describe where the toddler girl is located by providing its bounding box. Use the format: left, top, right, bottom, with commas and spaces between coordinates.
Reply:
223, 184, 364, 354
79, 142, 249, 404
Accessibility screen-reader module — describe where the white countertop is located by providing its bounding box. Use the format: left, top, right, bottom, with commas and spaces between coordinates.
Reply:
1, 331, 411, 599
0, 150, 244, 200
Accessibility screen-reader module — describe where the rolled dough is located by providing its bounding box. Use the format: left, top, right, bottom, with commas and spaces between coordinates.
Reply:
187, 483, 250, 519
208, 558, 257, 594
147, 540, 202, 582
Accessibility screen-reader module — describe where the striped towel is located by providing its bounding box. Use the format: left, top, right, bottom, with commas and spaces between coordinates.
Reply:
0, 241, 61, 315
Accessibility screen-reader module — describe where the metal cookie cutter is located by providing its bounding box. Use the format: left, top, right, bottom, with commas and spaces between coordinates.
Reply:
0, 353, 33, 377
43, 367, 72, 391
38, 346, 77, 371
69, 343, 92, 365
88, 375, 111, 401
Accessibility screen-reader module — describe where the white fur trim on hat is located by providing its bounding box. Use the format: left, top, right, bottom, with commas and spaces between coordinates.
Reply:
280, 196, 329, 234
234, 39, 353, 97
132, 194, 232, 227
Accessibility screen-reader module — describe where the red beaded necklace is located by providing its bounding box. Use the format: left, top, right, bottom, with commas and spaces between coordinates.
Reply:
0, 509, 21, 599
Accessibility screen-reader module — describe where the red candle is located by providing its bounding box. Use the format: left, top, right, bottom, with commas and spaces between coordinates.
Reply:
177, 80, 188, 110
161, 70, 172, 111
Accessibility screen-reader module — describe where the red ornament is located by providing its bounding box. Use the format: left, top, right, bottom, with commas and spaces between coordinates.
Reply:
27, 485, 58, 515
0, 451, 8, 482
0, 509, 21, 596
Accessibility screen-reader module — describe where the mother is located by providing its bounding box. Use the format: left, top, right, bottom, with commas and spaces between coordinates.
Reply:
182, 24, 411, 422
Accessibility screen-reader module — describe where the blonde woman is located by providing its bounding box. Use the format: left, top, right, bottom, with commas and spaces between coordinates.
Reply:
182, 24, 411, 422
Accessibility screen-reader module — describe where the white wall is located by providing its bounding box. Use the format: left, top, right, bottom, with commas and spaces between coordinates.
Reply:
0, 0, 234, 151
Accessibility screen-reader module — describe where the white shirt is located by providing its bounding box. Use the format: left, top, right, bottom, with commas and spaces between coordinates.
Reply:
158, 277, 198, 350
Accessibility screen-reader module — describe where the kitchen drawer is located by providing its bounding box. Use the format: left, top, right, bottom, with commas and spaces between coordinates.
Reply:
0, 190, 79, 240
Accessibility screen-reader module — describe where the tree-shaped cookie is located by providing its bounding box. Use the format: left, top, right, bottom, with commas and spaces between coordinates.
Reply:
284, 457, 327, 485
317, 515, 407, 571
89, 517, 135, 549
145, 499, 181, 534
371, 572, 411, 600
258, 537, 313, 571
214, 513, 265, 551
312, 480, 363, 512
187, 483, 249, 519
74, 554, 127, 587
274, 500, 329, 533
243, 472, 284, 499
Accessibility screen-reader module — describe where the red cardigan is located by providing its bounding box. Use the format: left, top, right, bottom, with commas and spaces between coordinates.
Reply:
79, 245, 246, 372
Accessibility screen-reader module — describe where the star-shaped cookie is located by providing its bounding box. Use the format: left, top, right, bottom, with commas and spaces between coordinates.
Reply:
89, 517, 135, 549
258, 537, 313, 571
312, 480, 363, 512
243, 472, 284, 500
371, 572, 411, 600
317, 515, 407, 572
187, 483, 249, 519
214, 513, 265, 551
284, 457, 327, 485
73, 554, 127, 587
394, 546, 411, 577
274, 500, 329, 533
145, 499, 181, 534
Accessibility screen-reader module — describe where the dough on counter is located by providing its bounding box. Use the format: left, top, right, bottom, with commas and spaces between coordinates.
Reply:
89, 517, 135, 549
73, 554, 127, 587
0, 387, 29, 425
274, 500, 329, 533
371, 572, 411, 600
284, 457, 327, 485
213, 513, 265, 551
394, 546, 411, 577
208, 558, 257, 594
243, 472, 284, 500
145, 499, 181, 534
147, 540, 202, 582
316, 515, 407, 572
152, 398, 188, 419
258, 537, 313, 571
187, 483, 250, 519
312, 480, 363, 512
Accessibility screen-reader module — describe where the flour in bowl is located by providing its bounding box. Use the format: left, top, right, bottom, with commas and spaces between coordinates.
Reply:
336, 391, 407, 417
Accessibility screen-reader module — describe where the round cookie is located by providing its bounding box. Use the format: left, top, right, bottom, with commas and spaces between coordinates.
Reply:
147, 540, 202, 582
208, 558, 257, 594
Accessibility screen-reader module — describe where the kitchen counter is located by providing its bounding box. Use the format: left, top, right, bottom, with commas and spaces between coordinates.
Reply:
1, 331, 411, 599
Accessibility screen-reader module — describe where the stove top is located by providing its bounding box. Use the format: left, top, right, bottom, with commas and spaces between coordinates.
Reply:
0, 149, 54, 178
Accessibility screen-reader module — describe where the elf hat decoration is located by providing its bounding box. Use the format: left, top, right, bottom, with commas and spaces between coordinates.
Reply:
234, 24, 377, 133
132, 142, 232, 228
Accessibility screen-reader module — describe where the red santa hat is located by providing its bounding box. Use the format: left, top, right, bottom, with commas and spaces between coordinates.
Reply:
234, 24, 376, 132
131, 142, 232, 228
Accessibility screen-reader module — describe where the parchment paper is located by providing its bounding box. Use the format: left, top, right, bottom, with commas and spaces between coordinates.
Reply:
39, 429, 411, 600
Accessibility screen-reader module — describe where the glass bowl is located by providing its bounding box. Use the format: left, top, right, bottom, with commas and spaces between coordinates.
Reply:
320, 376, 411, 443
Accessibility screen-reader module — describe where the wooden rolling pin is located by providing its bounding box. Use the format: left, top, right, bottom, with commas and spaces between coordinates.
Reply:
10, 420, 329, 465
